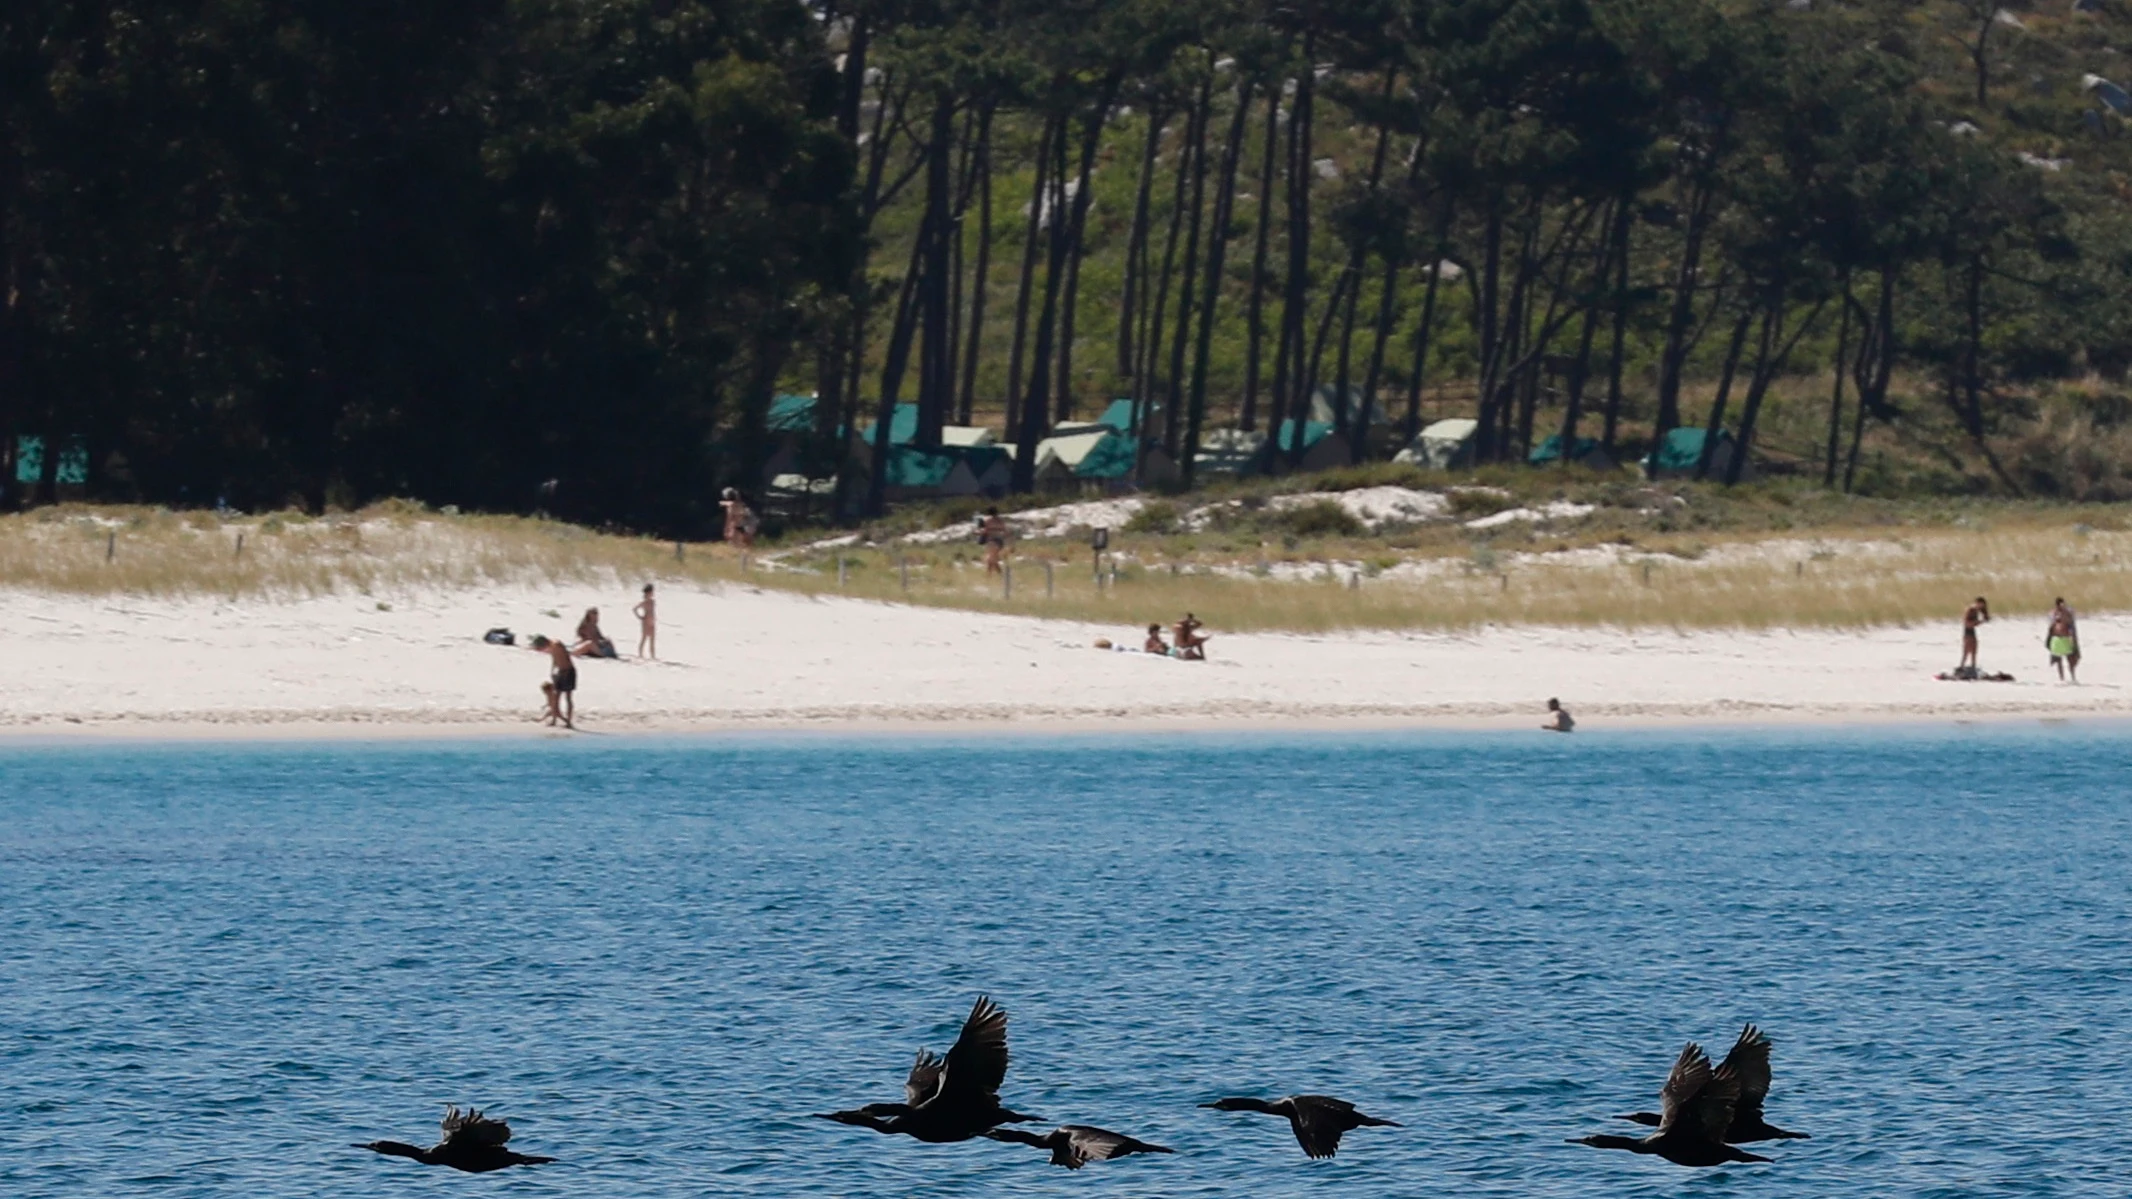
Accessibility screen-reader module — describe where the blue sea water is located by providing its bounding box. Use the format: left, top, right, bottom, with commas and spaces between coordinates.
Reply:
1, 726, 2127, 1197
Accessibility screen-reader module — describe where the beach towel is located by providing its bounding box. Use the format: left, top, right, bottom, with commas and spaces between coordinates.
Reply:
484, 627, 516, 646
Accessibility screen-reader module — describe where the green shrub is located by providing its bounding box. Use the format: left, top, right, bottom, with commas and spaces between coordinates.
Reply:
1268, 499, 1364, 538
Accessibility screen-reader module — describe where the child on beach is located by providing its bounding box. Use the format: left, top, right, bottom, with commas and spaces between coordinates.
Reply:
634, 584, 657, 659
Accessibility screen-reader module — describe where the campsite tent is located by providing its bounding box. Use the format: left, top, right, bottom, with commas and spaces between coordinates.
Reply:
1032, 427, 1128, 493
1527, 432, 1618, 472
1394, 418, 1477, 469
1642, 426, 1751, 480
1275, 420, 1352, 471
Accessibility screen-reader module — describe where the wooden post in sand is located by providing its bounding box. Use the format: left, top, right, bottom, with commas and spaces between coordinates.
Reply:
106, 531, 115, 562
899, 557, 909, 592
1004, 565, 1013, 599
837, 558, 848, 588
675, 540, 685, 562
234, 532, 244, 558
1044, 561, 1054, 597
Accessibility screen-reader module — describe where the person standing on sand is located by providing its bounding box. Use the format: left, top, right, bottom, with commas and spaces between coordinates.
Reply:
634, 583, 657, 659
721, 487, 757, 551
1961, 596, 1990, 671
530, 636, 576, 728
979, 507, 1009, 576
2047, 597, 2081, 683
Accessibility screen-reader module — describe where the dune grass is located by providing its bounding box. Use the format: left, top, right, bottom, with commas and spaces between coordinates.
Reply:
771, 522, 2132, 633
4, 500, 2124, 633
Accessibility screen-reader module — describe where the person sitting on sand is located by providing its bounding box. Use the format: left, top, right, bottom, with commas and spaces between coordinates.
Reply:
530, 636, 576, 729
573, 607, 618, 659
1542, 697, 1575, 733
1144, 623, 1171, 656
633, 584, 657, 659
2047, 597, 2080, 683
1173, 612, 1210, 661
1961, 596, 1989, 671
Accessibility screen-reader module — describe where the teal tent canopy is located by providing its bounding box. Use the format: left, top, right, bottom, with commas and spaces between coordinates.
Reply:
1646, 426, 1732, 473
14, 435, 42, 485
1072, 431, 1137, 480
766, 394, 817, 433
1097, 398, 1156, 434
1276, 419, 1335, 452
1529, 432, 1600, 465
883, 445, 958, 489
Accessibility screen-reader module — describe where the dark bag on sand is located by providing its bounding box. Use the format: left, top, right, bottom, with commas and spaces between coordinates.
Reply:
484, 627, 516, 646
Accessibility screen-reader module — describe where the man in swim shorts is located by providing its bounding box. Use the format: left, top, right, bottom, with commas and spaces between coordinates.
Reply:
2046, 597, 2080, 683
1961, 596, 1989, 671
531, 635, 577, 728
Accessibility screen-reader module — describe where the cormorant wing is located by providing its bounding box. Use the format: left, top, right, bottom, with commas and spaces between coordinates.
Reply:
1655, 1043, 1713, 1135
1288, 1097, 1353, 1159
905, 1049, 946, 1107
1720, 1025, 1774, 1119
936, 995, 1010, 1101
439, 1106, 512, 1148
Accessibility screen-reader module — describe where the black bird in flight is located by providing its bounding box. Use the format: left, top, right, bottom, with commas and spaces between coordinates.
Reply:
1619, 1024, 1808, 1142
815, 995, 1041, 1142
986, 1124, 1175, 1169
353, 1106, 556, 1173
1200, 1094, 1401, 1159
1572, 1042, 1773, 1167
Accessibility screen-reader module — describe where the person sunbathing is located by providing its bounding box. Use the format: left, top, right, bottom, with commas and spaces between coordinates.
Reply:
572, 607, 618, 659
1173, 613, 1210, 661
1143, 623, 1171, 655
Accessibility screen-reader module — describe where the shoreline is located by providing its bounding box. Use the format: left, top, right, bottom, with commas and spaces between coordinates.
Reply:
0, 701, 2120, 746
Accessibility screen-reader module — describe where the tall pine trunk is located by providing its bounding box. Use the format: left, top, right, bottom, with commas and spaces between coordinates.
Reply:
1240, 85, 1281, 432
1184, 78, 1257, 488
1003, 113, 1060, 441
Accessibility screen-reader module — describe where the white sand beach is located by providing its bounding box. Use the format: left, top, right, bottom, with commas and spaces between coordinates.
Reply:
3, 581, 2124, 737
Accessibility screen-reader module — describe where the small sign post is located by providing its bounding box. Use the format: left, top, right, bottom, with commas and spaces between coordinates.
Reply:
1091, 526, 1109, 589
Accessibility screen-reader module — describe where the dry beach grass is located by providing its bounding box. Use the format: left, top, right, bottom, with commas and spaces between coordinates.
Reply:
5, 499, 2126, 634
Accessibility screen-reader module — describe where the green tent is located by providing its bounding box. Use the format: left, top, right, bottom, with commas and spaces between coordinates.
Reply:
1644, 426, 1735, 475
1529, 432, 1600, 465
766, 394, 818, 434
1276, 419, 1335, 452
858, 402, 921, 446
883, 445, 958, 489
1097, 398, 1157, 435
1072, 430, 1138, 480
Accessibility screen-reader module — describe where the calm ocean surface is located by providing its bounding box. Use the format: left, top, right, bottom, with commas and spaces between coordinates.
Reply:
1, 727, 2127, 1196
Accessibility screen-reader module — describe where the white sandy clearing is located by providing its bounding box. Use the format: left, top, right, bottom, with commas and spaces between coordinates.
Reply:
4, 582, 2125, 737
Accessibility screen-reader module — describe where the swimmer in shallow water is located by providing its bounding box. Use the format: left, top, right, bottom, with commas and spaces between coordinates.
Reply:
1542, 697, 1574, 733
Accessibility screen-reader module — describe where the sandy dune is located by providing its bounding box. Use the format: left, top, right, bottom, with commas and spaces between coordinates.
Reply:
4, 581, 2123, 736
